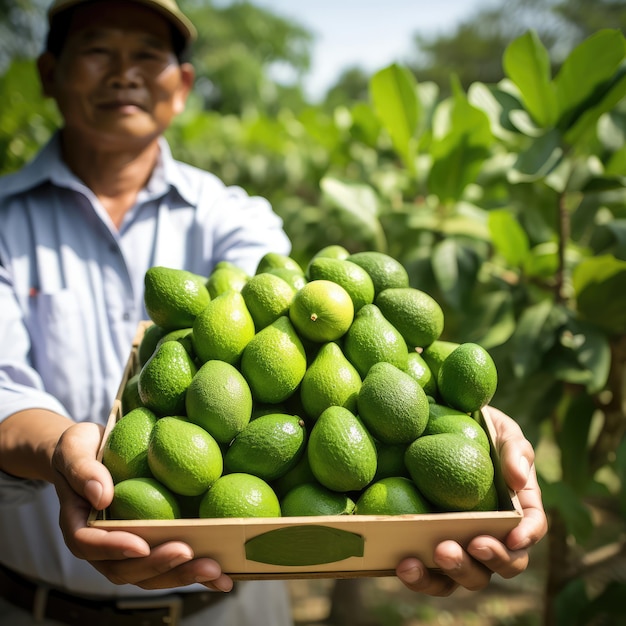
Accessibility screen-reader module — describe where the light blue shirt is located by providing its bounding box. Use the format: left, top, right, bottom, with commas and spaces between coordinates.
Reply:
0, 133, 290, 594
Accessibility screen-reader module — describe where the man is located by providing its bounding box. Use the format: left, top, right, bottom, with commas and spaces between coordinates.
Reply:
0, 1, 547, 624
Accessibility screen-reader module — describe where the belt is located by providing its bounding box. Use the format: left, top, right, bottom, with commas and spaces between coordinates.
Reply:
0, 562, 231, 626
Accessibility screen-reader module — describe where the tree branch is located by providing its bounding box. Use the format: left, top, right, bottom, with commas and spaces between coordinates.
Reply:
589, 335, 626, 475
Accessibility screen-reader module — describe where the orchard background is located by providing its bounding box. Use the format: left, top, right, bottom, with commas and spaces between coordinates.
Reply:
2, 1, 626, 624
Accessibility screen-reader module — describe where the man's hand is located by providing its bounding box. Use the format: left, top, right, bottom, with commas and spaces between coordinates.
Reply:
395, 405, 548, 596
51, 422, 233, 592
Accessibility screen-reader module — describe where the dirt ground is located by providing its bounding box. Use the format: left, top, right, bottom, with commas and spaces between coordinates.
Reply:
287, 540, 547, 626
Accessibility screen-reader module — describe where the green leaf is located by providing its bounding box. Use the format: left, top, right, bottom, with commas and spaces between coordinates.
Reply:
429, 88, 492, 202
439, 213, 491, 241
503, 30, 558, 127
431, 239, 480, 309
455, 290, 516, 349
524, 242, 559, 278
508, 108, 545, 137
555, 29, 626, 133
557, 394, 594, 493
548, 321, 611, 394
511, 300, 566, 378
320, 177, 388, 252
580, 582, 626, 625
468, 82, 523, 141
369, 63, 420, 172
565, 320, 611, 393
573, 255, 626, 334
491, 367, 561, 445
564, 66, 626, 147
508, 128, 563, 183
349, 102, 381, 147
606, 142, 626, 177
429, 138, 490, 203
431, 239, 460, 307
488, 210, 530, 267
589, 219, 626, 260
555, 579, 590, 626
540, 477, 593, 544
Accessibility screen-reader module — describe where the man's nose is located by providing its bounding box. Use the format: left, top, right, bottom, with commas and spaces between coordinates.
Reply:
107, 53, 142, 88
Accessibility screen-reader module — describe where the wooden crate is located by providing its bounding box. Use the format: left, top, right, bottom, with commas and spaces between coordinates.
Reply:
89, 322, 522, 580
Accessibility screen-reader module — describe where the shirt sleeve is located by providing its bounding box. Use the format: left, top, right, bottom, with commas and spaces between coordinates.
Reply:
0, 264, 70, 506
209, 184, 292, 276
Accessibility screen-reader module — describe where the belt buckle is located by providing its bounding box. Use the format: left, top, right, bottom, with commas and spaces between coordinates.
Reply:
32, 584, 51, 621
117, 594, 183, 625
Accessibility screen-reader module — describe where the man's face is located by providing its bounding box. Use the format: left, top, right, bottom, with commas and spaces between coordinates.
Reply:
39, 1, 194, 150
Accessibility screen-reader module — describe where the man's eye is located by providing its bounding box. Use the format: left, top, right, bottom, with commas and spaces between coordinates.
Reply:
137, 50, 162, 61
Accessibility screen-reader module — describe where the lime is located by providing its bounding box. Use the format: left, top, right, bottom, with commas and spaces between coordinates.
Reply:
289, 280, 354, 343
347, 251, 409, 295
137, 323, 168, 367
241, 272, 295, 331
121, 373, 143, 415
266, 267, 307, 291
155, 327, 195, 358
270, 453, 317, 499
109, 477, 180, 520
343, 304, 408, 378
373, 442, 410, 481
256, 252, 304, 276
307, 257, 375, 312
192, 291, 255, 365
437, 343, 498, 413
199, 473, 281, 518
137, 341, 197, 416
206, 263, 249, 298
224, 413, 307, 482
102, 407, 157, 484
355, 477, 431, 515
281, 483, 355, 516
357, 361, 430, 445
308, 244, 350, 264
148, 417, 223, 496
404, 352, 437, 397
421, 340, 460, 379
405, 433, 494, 511
375, 287, 444, 349
185, 360, 253, 444
240, 316, 307, 404
299, 342, 362, 421
144, 266, 210, 330
307, 406, 377, 493
471, 482, 499, 511
424, 404, 490, 451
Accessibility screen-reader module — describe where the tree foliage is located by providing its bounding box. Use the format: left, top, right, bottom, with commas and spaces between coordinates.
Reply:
180, 0, 313, 114
0, 0, 48, 71
407, 0, 626, 93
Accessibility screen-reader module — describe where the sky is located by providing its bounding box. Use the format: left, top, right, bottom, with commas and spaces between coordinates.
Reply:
250, 0, 490, 98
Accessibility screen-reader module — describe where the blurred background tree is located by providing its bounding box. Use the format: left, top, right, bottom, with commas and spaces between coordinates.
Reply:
179, 0, 313, 115
0, 0, 48, 71
2, 0, 625, 174
320, 0, 626, 106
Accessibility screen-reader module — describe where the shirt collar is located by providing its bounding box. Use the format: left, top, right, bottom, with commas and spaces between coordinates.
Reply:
2, 131, 199, 208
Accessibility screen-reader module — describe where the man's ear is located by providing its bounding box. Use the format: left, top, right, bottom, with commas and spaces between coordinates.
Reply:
173, 62, 195, 115
37, 52, 58, 98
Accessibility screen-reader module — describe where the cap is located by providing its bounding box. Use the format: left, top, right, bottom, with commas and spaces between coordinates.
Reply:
47, 0, 197, 45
